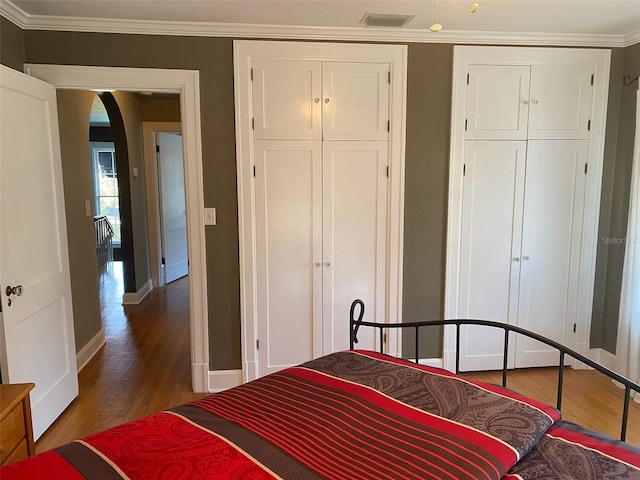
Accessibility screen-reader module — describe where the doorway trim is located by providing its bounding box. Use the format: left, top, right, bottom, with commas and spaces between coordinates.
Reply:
142, 122, 183, 289
23, 64, 209, 392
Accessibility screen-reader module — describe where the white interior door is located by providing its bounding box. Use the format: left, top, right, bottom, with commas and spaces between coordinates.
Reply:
157, 132, 188, 284
515, 140, 588, 367
254, 140, 323, 377
0, 65, 78, 439
465, 65, 531, 140
322, 62, 390, 141
322, 141, 388, 354
458, 141, 527, 371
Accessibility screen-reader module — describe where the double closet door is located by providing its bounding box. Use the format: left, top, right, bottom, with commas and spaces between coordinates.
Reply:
252, 59, 390, 376
459, 62, 594, 371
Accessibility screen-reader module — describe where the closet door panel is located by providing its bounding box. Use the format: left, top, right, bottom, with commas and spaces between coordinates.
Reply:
252, 59, 322, 140
322, 141, 388, 353
528, 65, 593, 140
515, 140, 588, 367
254, 140, 323, 376
465, 65, 530, 140
322, 62, 389, 141
458, 141, 527, 371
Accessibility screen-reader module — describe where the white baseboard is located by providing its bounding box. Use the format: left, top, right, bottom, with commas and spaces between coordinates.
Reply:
594, 347, 617, 370
76, 329, 106, 372
208, 369, 243, 393
122, 279, 153, 305
403, 357, 444, 369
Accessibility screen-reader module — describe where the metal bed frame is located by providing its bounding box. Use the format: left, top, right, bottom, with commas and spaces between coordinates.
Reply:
349, 299, 640, 442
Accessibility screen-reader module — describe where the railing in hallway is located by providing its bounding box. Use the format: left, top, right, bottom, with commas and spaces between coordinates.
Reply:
94, 215, 114, 268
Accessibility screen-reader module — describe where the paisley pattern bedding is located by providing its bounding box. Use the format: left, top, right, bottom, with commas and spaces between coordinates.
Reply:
1, 350, 638, 480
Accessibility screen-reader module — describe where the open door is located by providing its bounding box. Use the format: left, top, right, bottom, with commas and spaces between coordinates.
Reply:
157, 132, 188, 283
0, 65, 78, 439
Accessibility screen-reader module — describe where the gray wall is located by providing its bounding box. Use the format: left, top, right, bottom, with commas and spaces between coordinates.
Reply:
56, 90, 104, 352
591, 43, 640, 353
113, 91, 152, 292
0, 17, 24, 71
1, 17, 637, 366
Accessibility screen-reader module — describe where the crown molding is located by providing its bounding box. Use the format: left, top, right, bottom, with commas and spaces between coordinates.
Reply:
0, 0, 28, 26
625, 29, 640, 46
0, 1, 629, 48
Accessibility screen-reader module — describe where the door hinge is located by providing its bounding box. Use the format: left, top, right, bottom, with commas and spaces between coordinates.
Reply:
162, 257, 165, 265
252, 117, 255, 130
386, 166, 389, 177
463, 164, 466, 176
156, 145, 160, 153
573, 323, 576, 333
584, 163, 588, 174
587, 119, 591, 131
465, 119, 468, 131
466, 73, 470, 85
256, 339, 259, 350
591, 74, 594, 86
388, 71, 391, 84
387, 120, 390, 132
250, 68, 253, 81
383, 333, 387, 345
253, 165, 256, 177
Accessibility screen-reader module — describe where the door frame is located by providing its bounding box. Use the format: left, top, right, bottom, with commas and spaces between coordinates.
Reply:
142, 122, 183, 288
24, 64, 210, 392
444, 46, 611, 372
234, 41, 408, 382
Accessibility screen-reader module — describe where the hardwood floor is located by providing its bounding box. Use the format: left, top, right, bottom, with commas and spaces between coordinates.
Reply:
36, 263, 639, 451
36, 263, 206, 453
463, 367, 640, 447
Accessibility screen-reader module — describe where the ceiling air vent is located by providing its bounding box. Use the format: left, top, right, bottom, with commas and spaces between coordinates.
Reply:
360, 13, 415, 28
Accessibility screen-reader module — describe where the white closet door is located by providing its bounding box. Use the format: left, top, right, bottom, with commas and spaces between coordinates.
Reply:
528, 65, 593, 140
252, 59, 322, 140
515, 140, 588, 367
254, 140, 323, 376
322, 62, 389, 141
322, 141, 388, 353
458, 141, 527, 371
465, 65, 531, 140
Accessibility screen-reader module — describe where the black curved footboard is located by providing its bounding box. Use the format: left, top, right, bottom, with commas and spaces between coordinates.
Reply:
349, 298, 640, 442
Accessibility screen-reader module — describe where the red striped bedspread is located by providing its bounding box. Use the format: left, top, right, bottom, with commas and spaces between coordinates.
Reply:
3, 349, 621, 480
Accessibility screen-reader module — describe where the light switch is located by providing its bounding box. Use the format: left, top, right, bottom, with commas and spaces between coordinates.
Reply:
85, 200, 91, 217
204, 208, 216, 226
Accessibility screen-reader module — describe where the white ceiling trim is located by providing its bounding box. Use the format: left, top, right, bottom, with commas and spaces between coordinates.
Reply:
0, 2, 628, 48
625, 29, 640, 47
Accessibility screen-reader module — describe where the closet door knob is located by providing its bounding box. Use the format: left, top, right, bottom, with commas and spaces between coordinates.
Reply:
513, 257, 520, 262
324, 98, 330, 104
531, 99, 539, 105
314, 262, 321, 267
522, 256, 530, 261
325, 262, 331, 267
314, 98, 320, 103
522, 100, 529, 105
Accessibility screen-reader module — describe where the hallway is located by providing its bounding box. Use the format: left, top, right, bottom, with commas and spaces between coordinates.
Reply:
36, 263, 205, 453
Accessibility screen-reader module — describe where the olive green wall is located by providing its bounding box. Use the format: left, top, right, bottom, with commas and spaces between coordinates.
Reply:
0, 16, 24, 71
1, 19, 636, 367
56, 89, 104, 353
591, 43, 640, 353
141, 96, 181, 123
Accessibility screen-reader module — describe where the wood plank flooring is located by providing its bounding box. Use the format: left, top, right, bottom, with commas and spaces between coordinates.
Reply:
36, 262, 639, 451
36, 263, 205, 453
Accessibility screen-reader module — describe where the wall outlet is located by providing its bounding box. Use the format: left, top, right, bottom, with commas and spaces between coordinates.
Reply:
204, 207, 216, 225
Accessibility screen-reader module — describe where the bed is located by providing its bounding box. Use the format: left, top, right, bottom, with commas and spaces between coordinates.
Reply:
2, 300, 639, 479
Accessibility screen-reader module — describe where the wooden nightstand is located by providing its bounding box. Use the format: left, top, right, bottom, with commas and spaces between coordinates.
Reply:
0, 383, 35, 465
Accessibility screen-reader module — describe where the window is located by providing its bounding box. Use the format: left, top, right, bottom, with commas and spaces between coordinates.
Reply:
92, 146, 121, 243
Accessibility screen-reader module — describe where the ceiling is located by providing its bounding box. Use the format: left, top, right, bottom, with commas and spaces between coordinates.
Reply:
3, 1, 640, 47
